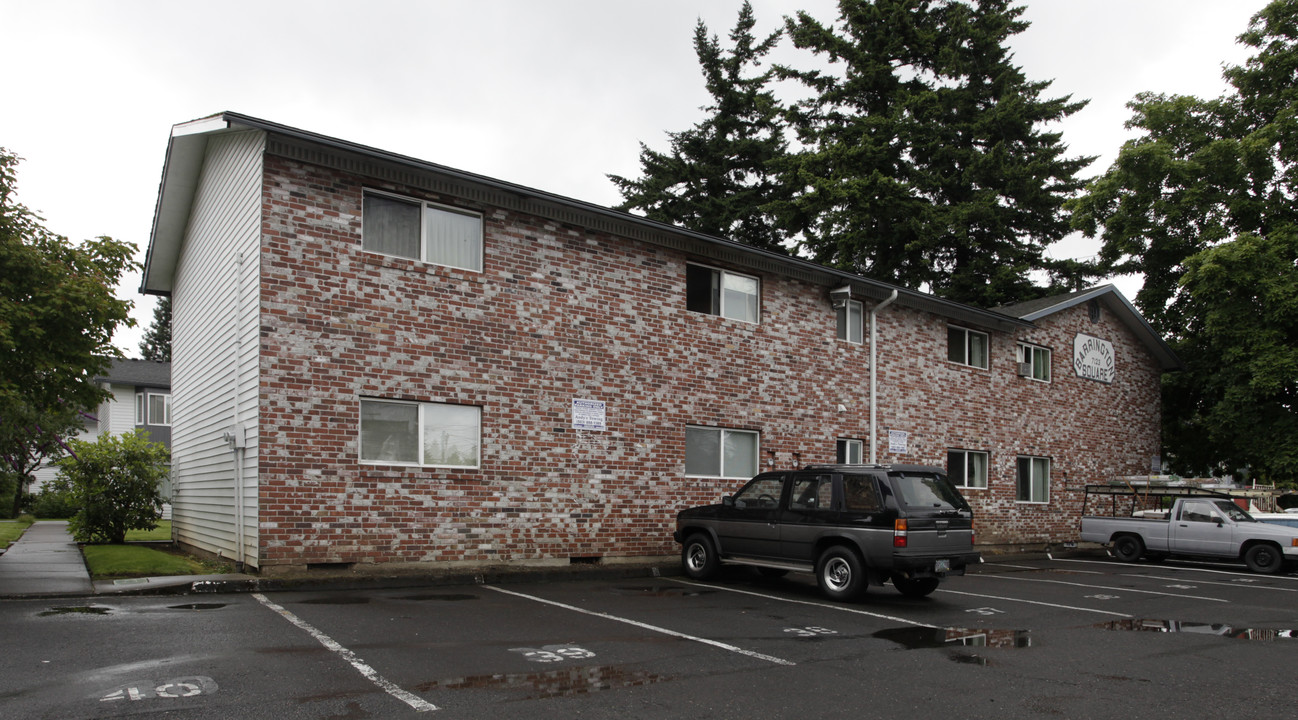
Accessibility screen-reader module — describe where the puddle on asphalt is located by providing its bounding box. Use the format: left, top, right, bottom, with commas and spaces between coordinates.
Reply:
38, 605, 111, 617
873, 626, 1031, 650
298, 596, 371, 605
398, 593, 478, 602
613, 585, 716, 597
416, 665, 670, 699
167, 603, 227, 611
1097, 619, 1296, 640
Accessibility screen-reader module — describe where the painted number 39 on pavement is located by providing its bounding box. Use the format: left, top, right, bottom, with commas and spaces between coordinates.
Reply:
101, 676, 218, 702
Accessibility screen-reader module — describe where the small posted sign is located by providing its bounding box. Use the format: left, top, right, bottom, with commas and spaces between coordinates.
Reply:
571, 399, 606, 432
888, 429, 909, 454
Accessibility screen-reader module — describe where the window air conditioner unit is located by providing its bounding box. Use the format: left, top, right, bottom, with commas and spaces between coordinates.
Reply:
1017, 362, 1033, 377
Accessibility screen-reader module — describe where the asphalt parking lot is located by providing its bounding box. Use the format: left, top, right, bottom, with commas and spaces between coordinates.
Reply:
3, 554, 1297, 719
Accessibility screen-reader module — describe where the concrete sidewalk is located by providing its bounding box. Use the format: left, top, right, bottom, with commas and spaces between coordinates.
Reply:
0, 521, 94, 597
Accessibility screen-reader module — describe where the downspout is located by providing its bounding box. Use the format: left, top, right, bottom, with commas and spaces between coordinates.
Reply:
869, 290, 899, 464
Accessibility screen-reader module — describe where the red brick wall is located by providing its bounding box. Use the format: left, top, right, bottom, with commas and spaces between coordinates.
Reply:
255, 154, 1163, 569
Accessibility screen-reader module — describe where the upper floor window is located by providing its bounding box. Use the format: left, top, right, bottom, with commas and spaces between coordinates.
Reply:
836, 299, 863, 343
136, 391, 171, 426
363, 190, 483, 272
1016, 455, 1050, 503
360, 398, 481, 469
1017, 343, 1052, 382
686, 264, 759, 323
947, 448, 988, 489
685, 425, 759, 478
948, 326, 989, 369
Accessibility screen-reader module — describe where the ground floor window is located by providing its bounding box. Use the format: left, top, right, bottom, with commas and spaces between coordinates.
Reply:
1016, 455, 1050, 503
837, 438, 864, 464
685, 426, 759, 478
360, 398, 481, 469
947, 449, 988, 489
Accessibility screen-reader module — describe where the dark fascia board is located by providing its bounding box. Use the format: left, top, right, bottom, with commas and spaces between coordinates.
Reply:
143, 111, 1030, 332
1014, 284, 1183, 371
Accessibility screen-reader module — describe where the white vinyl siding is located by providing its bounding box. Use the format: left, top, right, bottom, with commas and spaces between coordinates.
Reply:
169, 130, 264, 568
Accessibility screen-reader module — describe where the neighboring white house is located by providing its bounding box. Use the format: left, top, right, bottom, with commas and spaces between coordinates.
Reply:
30, 359, 172, 495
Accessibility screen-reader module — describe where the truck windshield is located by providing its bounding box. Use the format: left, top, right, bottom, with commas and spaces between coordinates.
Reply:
888, 472, 971, 513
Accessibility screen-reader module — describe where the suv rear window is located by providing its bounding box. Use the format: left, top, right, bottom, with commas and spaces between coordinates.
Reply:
888, 471, 971, 512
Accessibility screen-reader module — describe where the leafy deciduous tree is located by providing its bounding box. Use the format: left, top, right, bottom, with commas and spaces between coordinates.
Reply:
1071, 0, 1298, 481
0, 147, 136, 515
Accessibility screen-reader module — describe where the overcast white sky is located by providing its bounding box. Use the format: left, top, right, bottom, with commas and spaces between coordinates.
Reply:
2, 0, 1271, 356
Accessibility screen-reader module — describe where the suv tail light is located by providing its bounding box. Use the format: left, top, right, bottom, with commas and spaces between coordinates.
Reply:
893, 519, 908, 548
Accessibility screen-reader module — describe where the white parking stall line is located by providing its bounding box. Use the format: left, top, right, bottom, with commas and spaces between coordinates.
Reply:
1125, 573, 1298, 592
482, 585, 795, 667
1055, 557, 1298, 581
935, 589, 1132, 617
670, 579, 940, 627
253, 593, 438, 713
978, 573, 1230, 602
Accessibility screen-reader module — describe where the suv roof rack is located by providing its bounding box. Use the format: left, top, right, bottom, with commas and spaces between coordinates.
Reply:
802, 464, 892, 471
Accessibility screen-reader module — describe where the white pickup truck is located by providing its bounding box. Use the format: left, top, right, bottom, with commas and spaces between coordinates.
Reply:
1079, 485, 1298, 574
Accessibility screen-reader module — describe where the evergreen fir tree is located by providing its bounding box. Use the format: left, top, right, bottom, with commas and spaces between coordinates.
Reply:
139, 296, 171, 362
776, 0, 1096, 306
609, 1, 791, 254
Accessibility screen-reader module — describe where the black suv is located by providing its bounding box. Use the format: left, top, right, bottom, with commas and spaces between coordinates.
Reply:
673, 464, 979, 600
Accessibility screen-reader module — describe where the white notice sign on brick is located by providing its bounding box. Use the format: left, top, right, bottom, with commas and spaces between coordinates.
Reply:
572, 399, 606, 431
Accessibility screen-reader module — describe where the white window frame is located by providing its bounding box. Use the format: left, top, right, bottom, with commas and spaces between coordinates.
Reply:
947, 448, 988, 489
135, 393, 145, 425
146, 393, 172, 426
362, 189, 484, 272
948, 325, 989, 369
1016, 455, 1050, 504
837, 438, 864, 464
1017, 342, 1052, 382
685, 426, 760, 478
685, 263, 760, 324
836, 299, 864, 344
360, 398, 482, 469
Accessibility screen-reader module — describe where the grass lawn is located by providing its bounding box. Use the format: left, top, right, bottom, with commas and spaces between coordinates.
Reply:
125, 520, 172, 542
81, 543, 224, 579
0, 516, 36, 549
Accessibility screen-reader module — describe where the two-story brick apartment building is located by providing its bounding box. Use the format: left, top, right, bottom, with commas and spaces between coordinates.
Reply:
140, 112, 1179, 572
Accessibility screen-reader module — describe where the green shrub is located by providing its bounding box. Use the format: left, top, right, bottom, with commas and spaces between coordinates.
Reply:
52, 430, 169, 544
28, 488, 78, 519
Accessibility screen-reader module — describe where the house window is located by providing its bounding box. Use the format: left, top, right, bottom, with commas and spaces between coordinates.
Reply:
837, 438, 864, 464
363, 190, 483, 272
686, 264, 759, 323
360, 398, 481, 468
147, 393, 172, 426
1018, 343, 1052, 382
1016, 455, 1050, 503
836, 299, 863, 343
947, 449, 988, 489
135, 393, 145, 425
685, 426, 759, 478
948, 326, 989, 369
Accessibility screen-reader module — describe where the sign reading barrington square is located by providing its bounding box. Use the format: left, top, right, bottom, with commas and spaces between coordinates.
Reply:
1073, 334, 1116, 384
571, 399, 607, 431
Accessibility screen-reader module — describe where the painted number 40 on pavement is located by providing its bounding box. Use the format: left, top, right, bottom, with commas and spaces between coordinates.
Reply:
101, 676, 217, 702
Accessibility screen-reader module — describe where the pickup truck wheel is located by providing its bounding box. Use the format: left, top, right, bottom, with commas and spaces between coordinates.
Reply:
681, 534, 720, 580
892, 575, 940, 598
816, 546, 866, 601
1245, 543, 1285, 574
1112, 535, 1144, 563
